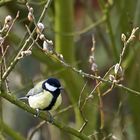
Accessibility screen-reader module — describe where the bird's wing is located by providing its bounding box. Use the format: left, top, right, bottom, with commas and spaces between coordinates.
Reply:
26, 81, 45, 96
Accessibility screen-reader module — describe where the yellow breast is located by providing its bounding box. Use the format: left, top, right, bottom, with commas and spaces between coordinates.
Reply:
28, 91, 53, 110
28, 90, 62, 110
52, 94, 62, 111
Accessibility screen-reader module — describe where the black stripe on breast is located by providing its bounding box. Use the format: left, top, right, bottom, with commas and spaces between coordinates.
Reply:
43, 89, 60, 111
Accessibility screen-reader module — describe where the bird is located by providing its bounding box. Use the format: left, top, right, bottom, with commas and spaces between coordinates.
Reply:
19, 78, 63, 118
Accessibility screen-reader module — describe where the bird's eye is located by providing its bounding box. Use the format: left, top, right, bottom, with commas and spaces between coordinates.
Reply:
50, 84, 55, 86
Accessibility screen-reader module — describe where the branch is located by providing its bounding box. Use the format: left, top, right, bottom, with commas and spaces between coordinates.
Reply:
0, 91, 90, 140
2, 0, 52, 81
0, 119, 25, 140
0, 0, 15, 6
54, 16, 106, 36
47, 54, 140, 96
0, 0, 26, 6
26, 28, 140, 96
27, 121, 46, 140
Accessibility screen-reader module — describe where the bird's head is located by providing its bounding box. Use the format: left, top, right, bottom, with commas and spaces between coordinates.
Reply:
42, 78, 63, 93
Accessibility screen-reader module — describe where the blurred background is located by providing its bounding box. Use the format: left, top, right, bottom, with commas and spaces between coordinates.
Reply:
1, 0, 140, 140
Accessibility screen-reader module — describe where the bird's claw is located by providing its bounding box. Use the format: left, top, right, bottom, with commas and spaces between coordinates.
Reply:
33, 109, 54, 124
34, 108, 40, 117
47, 111, 54, 123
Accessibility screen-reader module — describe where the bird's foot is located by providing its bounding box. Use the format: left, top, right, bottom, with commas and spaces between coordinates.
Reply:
33, 109, 54, 123
34, 108, 40, 117
47, 111, 54, 124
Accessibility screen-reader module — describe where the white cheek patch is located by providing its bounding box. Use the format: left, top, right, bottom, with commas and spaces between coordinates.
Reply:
45, 82, 57, 92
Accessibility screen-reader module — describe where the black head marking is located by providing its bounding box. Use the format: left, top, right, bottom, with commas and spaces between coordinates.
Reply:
42, 78, 61, 93
46, 78, 61, 88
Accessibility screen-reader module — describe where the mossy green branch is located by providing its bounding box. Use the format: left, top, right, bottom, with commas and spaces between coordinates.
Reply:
105, 7, 119, 61
55, 0, 75, 62
98, 0, 119, 61
0, 0, 11, 6
54, 0, 86, 128
0, 92, 90, 140
0, 119, 25, 140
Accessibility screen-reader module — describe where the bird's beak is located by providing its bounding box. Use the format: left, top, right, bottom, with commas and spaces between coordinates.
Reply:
59, 87, 64, 90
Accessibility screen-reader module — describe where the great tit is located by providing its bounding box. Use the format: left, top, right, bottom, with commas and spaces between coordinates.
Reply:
20, 78, 63, 116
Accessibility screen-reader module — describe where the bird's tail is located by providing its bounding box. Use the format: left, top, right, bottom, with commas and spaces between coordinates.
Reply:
19, 97, 28, 100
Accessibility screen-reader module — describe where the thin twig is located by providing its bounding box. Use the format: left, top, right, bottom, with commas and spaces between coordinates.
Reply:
27, 28, 140, 96
53, 105, 73, 117
95, 72, 104, 129
0, 45, 10, 63
21, 5, 140, 100
87, 65, 115, 100
78, 81, 88, 108
16, 25, 39, 60
101, 27, 139, 96
2, 11, 20, 44
27, 121, 46, 140
2, 0, 52, 81
79, 118, 88, 133
78, 81, 88, 132
0, 44, 10, 93
0, 12, 19, 93
102, 83, 114, 96
117, 27, 139, 73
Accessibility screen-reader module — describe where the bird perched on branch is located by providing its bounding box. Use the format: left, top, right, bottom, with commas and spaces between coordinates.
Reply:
20, 78, 63, 118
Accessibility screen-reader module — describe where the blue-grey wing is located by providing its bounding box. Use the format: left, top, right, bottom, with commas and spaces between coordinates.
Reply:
26, 81, 44, 96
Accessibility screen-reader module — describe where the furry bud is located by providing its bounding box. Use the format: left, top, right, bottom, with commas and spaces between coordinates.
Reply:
109, 74, 115, 81
39, 34, 45, 40
5, 15, 12, 25
121, 33, 126, 42
91, 63, 98, 72
36, 22, 44, 33
114, 63, 123, 76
